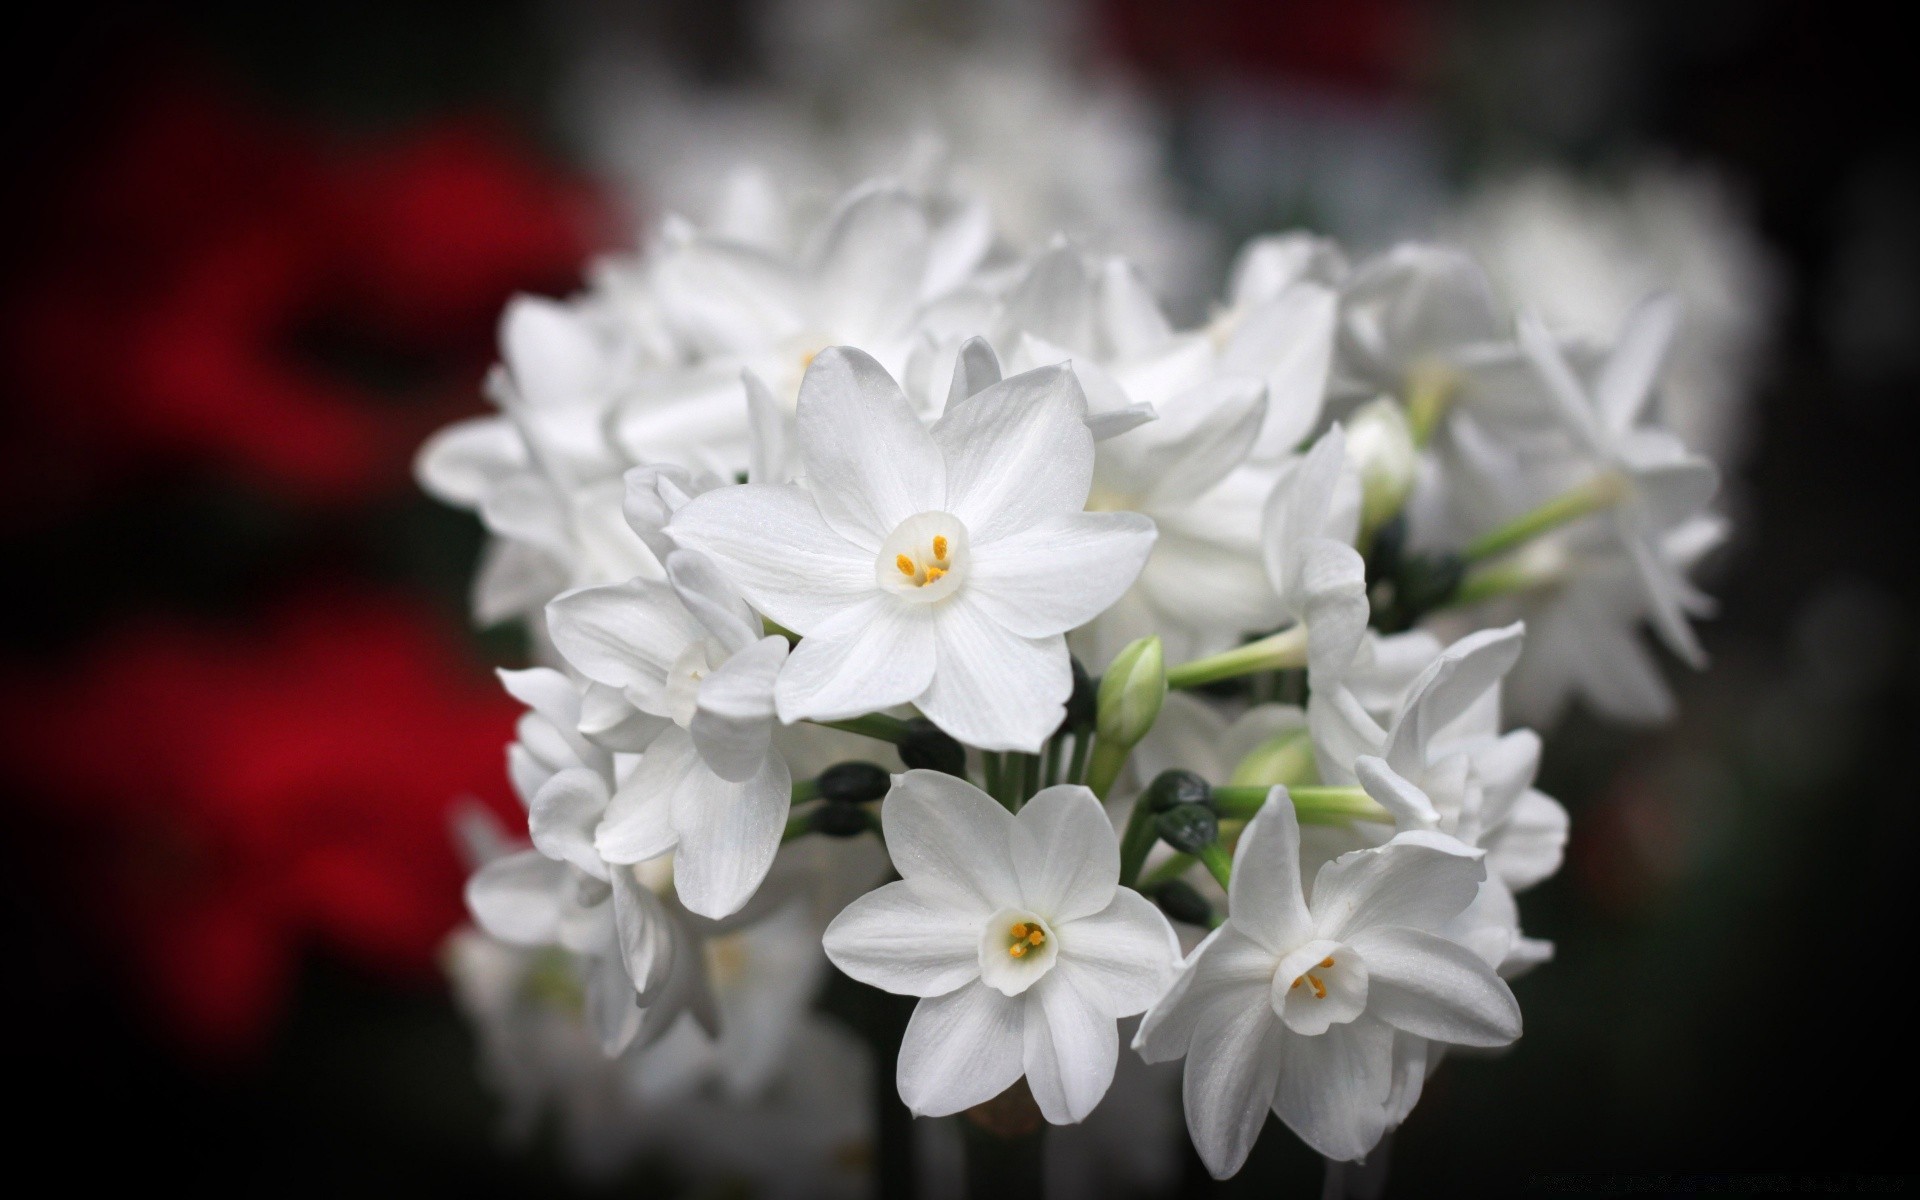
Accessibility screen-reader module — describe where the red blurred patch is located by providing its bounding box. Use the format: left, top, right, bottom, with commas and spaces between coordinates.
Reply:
2, 73, 601, 518
1098, 0, 1430, 93
0, 591, 520, 1057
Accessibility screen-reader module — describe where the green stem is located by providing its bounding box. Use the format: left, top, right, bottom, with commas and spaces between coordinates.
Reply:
791, 778, 820, 804
1462, 472, 1627, 563
1041, 736, 1061, 788
1195, 842, 1234, 891
1066, 733, 1091, 786
1083, 737, 1131, 800
1165, 625, 1309, 690
1022, 753, 1040, 804
781, 806, 815, 843
1117, 796, 1158, 888
1212, 784, 1391, 825
816, 713, 915, 744
1143, 852, 1196, 886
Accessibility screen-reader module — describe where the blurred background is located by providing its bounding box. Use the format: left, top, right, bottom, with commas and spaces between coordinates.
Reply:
3, 1, 1913, 1194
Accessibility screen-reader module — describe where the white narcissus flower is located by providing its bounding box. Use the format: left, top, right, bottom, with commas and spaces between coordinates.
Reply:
669, 346, 1156, 751
1516, 297, 1721, 668
1331, 243, 1504, 411
823, 772, 1179, 1124
1260, 426, 1370, 687
545, 549, 793, 920
1135, 793, 1520, 1174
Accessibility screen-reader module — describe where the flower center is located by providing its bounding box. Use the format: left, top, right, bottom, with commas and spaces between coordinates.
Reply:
1005, 921, 1048, 959
1271, 938, 1368, 1036
977, 908, 1058, 996
876, 511, 969, 604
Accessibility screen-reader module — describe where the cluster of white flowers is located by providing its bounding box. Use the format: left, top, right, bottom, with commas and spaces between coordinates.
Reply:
419, 152, 1723, 1183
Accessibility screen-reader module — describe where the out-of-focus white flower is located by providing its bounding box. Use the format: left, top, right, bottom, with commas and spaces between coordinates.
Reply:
824, 772, 1179, 1123
1260, 427, 1370, 688
670, 347, 1155, 751
1451, 165, 1777, 465
1135, 796, 1519, 1173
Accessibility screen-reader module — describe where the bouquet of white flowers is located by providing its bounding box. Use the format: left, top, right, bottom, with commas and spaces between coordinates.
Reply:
418, 161, 1721, 1192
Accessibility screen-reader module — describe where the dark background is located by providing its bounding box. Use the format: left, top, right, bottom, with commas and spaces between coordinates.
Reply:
3, 2, 1914, 1195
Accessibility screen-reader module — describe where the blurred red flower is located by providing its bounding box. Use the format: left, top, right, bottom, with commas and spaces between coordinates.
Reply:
0, 591, 519, 1057
1, 73, 600, 517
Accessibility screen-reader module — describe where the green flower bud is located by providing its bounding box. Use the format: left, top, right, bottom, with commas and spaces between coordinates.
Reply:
899, 719, 966, 777
816, 761, 891, 804
1154, 802, 1219, 855
809, 800, 871, 838
1143, 768, 1212, 814
1347, 396, 1418, 534
1150, 879, 1213, 927
1095, 635, 1165, 749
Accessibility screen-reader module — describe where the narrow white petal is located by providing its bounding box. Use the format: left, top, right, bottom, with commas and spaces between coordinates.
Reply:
667, 483, 876, 634
1295, 538, 1369, 687
796, 347, 945, 546
610, 864, 677, 997
1269, 1015, 1394, 1162
1485, 789, 1569, 892
1011, 785, 1121, 923
896, 982, 1027, 1117
932, 363, 1094, 544
669, 749, 792, 919
945, 335, 1002, 409
527, 768, 611, 881
1056, 889, 1181, 1015
465, 850, 573, 944
415, 416, 523, 506
1346, 926, 1522, 1047
824, 880, 987, 997
1595, 293, 1681, 435
881, 770, 1019, 912
1023, 965, 1121, 1124
665, 549, 761, 656
965, 512, 1158, 639
545, 579, 704, 692
584, 944, 644, 1056
915, 598, 1071, 752
774, 597, 937, 724
690, 635, 788, 782
595, 727, 691, 865
1182, 985, 1288, 1178
1226, 794, 1315, 955
1309, 832, 1486, 942
1134, 926, 1276, 1062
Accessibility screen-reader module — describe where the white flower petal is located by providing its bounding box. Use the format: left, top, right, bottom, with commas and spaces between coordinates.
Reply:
1485, 789, 1569, 892
1134, 926, 1276, 1062
584, 944, 644, 1057
945, 335, 1002, 409
932, 363, 1094, 544
881, 770, 1019, 913
896, 982, 1027, 1117
1226, 794, 1315, 955
527, 768, 612, 880
1181, 981, 1288, 1179
1269, 1014, 1394, 1162
465, 850, 573, 944
610, 864, 677, 997
501, 295, 603, 410
1347, 927, 1522, 1047
545, 579, 705, 692
690, 635, 788, 782
1010, 785, 1120, 923
1595, 293, 1681, 436
665, 548, 761, 656
1055, 889, 1180, 1015
823, 879, 986, 997
1023, 964, 1120, 1124
415, 416, 523, 506
775, 597, 937, 724
667, 483, 876, 633
965, 512, 1158, 640
916, 598, 1071, 752
1219, 284, 1336, 457
669, 747, 792, 919
1295, 538, 1369, 687
595, 727, 691, 865
1309, 832, 1486, 942
796, 347, 945, 547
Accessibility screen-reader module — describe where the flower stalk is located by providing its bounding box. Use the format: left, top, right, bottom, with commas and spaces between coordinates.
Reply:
1462, 471, 1628, 563
1211, 784, 1390, 825
1165, 624, 1309, 690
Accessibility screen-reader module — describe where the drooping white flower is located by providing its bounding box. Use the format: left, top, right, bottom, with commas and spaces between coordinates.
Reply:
1135, 794, 1520, 1174
823, 771, 1179, 1123
669, 346, 1156, 751
1260, 426, 1370, 687
544, 549, 794, 920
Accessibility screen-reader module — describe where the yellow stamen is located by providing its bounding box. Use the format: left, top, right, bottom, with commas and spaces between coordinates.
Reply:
932, 535, 948, 561
1319, 957, 1335, 969
1290, 977, 1302, 990
924, 566, 946, 583
1308, 974, 1327, 1000
896, 554, 916, 577
1009, 943, 1028, 958
1027, 929, 1045, 945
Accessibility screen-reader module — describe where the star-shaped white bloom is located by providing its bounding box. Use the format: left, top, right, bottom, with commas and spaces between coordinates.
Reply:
1517, 296, 1721, 667
545, 550, 794, 920
668, 346, 1156, 751
1135, 794, 1520, 1175
1260, 425, 1370, 687
823, 772, 1179, 1124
